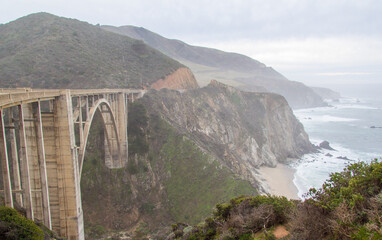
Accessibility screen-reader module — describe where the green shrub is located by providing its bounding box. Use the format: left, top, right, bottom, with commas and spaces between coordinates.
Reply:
306, 160, 382, 211
351, 226, 382, 240
0, 206, 44, 240
291, 159, 382, 239
249, 195, 293, 223
213, 203, 232, 220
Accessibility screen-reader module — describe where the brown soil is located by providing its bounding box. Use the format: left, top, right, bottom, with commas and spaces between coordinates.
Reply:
273, 225, 290, 239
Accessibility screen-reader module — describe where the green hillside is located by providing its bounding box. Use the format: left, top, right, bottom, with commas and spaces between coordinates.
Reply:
0, 13, 183, 89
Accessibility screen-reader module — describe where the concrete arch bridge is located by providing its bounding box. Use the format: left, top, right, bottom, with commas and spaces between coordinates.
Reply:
0, 88, 144, 239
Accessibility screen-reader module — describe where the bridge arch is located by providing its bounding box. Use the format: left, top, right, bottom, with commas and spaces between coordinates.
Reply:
77, 98, 121, 177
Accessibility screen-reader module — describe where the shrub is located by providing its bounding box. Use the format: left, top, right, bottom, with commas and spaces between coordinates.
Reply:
0, 206, 44, 240
214, 203, 232, 220
306, 160, 382, 211
291, 160, 382, 239
249, 195, 293, 224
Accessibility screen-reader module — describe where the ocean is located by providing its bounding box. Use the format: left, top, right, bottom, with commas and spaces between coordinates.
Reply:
293, 95, 382, 199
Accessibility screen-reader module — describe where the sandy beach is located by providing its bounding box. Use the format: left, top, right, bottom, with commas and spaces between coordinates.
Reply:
258, 164, 299, 200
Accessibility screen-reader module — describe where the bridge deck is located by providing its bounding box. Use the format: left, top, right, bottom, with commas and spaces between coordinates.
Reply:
0, 88, 144, 108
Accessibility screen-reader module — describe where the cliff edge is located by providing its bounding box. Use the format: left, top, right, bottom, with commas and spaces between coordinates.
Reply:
150, 67, 199, 90
142, 80, 313, 186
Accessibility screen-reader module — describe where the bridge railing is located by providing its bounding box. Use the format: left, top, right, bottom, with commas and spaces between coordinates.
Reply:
0, 88, 145, 108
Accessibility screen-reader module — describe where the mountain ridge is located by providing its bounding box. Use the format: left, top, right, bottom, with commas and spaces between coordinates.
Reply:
0, 13, 198, 90
102, 25, 326, 109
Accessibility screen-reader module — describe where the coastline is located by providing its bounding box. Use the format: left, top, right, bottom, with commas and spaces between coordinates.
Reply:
258, 164, 299, 200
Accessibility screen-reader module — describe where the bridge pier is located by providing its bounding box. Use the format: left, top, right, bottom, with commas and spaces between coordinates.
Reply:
49, 92, 83, 239
0, 89, 136, 240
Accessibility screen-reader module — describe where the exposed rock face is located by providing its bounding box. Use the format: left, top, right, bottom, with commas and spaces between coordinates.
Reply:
150, 67, 199, 90
142, 80, 313, 186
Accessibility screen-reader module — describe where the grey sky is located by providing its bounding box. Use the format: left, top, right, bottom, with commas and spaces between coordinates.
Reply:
1, 0, 382, 93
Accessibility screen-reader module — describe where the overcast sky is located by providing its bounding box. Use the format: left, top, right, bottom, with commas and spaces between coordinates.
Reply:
1, 0, 382, 94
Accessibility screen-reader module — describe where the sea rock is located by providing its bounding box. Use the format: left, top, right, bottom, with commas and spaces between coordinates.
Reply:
337, 156, 351, 160
319, 141, 335, 150
325, 153, 333, 157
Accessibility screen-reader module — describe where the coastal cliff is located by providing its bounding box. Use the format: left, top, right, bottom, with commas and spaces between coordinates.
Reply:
141, 80, 313, 186
150, 67, 199, 90
81, 81, 312, 238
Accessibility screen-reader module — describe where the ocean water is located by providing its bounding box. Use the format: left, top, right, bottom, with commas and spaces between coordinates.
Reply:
293, 96, 382, 199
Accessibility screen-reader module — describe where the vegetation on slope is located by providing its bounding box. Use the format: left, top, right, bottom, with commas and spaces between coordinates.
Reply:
81, 100, 257, 239
0, 206, 64, 240
0, 13, 183, 89
168, 160, 382, 240
0, 207, 43, 240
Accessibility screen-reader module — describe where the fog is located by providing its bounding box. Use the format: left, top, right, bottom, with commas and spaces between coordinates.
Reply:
1, 0, 381, 96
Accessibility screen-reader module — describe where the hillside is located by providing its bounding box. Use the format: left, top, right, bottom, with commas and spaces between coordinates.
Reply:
102, 25, 326, 109
80, 81, 313, 238
0, 13, 198, 89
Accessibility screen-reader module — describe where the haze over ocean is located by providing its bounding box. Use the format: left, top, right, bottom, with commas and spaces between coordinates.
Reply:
293, 84, 382, 198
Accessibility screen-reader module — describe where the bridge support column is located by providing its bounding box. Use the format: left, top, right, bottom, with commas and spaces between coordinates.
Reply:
20, 103, 52, 228
117, 93, 128, 166
18, 105, 34, 220
51, 91, 84, 240
8, 109, 23, 208
0, 108, 13, 208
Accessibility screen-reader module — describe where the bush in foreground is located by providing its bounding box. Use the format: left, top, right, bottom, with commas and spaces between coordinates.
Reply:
0, 206, 44, 240
169, 160, 382, 240
291, 159, 382, 239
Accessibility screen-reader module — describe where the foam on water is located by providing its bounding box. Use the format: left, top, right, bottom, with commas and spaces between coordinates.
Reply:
292, 140, 378, 199
320, 115, 358, 122
292, 97, 382, 199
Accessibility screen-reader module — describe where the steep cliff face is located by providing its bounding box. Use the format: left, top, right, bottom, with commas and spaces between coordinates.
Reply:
150, 67, 199, 90
142, 80, 313, 186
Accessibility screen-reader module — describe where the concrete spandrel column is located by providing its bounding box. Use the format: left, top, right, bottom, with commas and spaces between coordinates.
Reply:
23, 104, 43, 221
18, 104, 34, 220
32, 101, 52, 230
0, 108, 13, 208
8, 108, 23, 207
